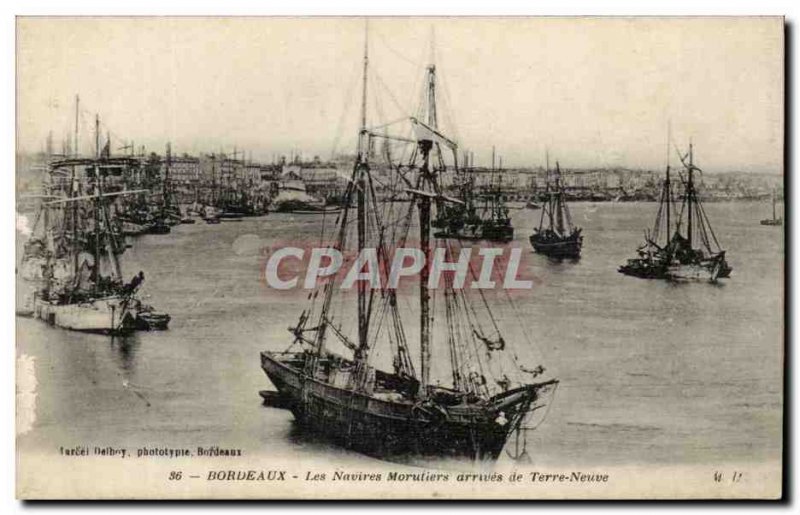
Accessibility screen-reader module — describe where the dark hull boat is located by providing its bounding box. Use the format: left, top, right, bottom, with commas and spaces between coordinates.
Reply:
618, 244, 732, 281
434, 217, 514, 243
530, 229, 582, 258
530, 161, 583, 259
619, 141, 731, 283
260, 30, 558, 465
261, 351, 556, 461
135, 310, 171, 330
434, 219, 514, 243
145, 220, 171, 234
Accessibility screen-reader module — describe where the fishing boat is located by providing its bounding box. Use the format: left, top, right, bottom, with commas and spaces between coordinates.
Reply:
199, 154, 269, 218
19, 112, 170, 334
433, 153, 514, 243
760, 190, 783, 226
619, 141, 732, 282
25, 180, 137, 333
260, 28, 557, 463
530, 161, 582, 258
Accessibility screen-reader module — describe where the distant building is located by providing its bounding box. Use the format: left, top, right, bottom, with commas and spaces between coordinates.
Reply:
166, 155, 201, 185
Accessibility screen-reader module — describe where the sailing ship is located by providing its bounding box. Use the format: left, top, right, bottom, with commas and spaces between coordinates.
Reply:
529, 161, 582, 258
199, 152, 269, 218
260, 27, 557, 463
618, 141, 732, 282
433, 155, 514, 243
760, 189, 782, 226
19, 112, 170, 334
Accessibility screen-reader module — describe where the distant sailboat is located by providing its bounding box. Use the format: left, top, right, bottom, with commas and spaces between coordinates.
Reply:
760, 190, 782, 226
529, 161, 583, 258
619, 141, 732, 282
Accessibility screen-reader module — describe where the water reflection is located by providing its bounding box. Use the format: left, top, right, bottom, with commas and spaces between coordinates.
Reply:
109, 334, 141, 377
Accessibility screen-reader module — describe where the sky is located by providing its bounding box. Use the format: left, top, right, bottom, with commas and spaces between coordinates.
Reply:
16, 16, 783, 173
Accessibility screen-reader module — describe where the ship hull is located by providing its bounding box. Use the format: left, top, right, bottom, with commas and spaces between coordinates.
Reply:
434, 224, 514, 243
120, 220, 148, 236
260, 351, 556, 462
530, 231, 582, 258
145, 223, 171, 235
619, 253, 731, 282
31, 296, 136, 335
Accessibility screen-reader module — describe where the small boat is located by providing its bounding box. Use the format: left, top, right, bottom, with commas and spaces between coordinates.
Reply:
135, 309, 171, 330
145, 220, 171, 234
259, 390, 292, 409
760, 190, 782, 226
525, 200, 541, 210
179, 217, 196, 225
530, 161, 583, 259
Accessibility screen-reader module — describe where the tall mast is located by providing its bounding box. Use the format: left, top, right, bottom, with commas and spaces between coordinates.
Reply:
356, 21, 369, 357
665, 123, 671, 239
555, 162, 564, 234
545, 148, 550, 174
418, 140, 433, 398
538, 149, 549, 231
164, 142, 172, 211
665, 164, 671, 241
426, 66, 437, 129
92, 114, 101, 293
687, 140, 693, 247
70, 166, 78, 287
359, 21, 369, 146
94, 114, 100, 159
74, 95, 80, 158
417, 35, 437, 398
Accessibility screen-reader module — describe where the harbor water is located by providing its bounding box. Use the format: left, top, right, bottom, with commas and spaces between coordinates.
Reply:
16, 201, 784, 468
